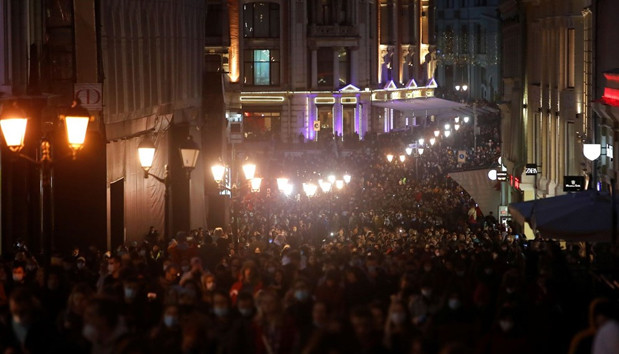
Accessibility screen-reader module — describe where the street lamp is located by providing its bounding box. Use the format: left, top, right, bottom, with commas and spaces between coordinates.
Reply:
242, 163, 256, 180
405, 146, 413, 156
250, 177, 262, 192
463, 116, 470, 123
399, 154, 406, 163
335, 179, 345, 190
343, 173, 351, 184
444, 129, 451, 138
138, 135, 200, 239
418, 138, 425, 146
277, 177, 289, 193
319, 180, 332, 193
0, 100, 91, 257
179, 136, 200, 177
303, 182, 318, 197
386, 154, 394, 163
454, 123, 461, 131
429, 137, 436, 146
433, 130, 440, 137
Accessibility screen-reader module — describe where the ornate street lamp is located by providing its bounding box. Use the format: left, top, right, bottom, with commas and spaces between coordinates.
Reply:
250, 177, 262, 192
335, 179, 345, 190
386, 153, 394, 162
277, 177, 289, 193
343, 173, 351, 184
0, 100, 91, 257
62, 102, 91, 159
139, 135, 200, 239
179, 135, 200, 177
137, 137, 157, 176
399, 154, 406, 163
0, 102, 28, 152
242, 163, 256, 180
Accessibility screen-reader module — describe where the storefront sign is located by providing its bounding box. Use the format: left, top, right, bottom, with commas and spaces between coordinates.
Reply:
563, 176, 585, 192
525, 164, 538, 175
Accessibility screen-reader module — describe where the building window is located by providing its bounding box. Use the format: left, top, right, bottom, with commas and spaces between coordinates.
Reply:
244, 49, 280, 86
243, 2, 280, 38
421, 7, 429, 44
242, 111, 281, 141
338, 48, 349, 86
318, 0, 333, 25
380, 0, 394, 44
476, 24, 486, 54
460, 25, 468, 54
206, 4, 224, 39
566, 28, 575, 88
317, 47, 334, 87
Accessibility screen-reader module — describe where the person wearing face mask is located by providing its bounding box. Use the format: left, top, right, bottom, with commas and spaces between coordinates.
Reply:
236, 291, 256, 320
0, 287, 61, 353
383, 298, 417, 353
149, 304, 182, 354
82, 296, 128, 354
431, 289, 478, 347
207, 290, 246, 353
71, 256, 96, 285
121, 278, 156, 333
476, 307, 532, 354
285, 278, 314, 329
97, 256, 122, 292
409, 278, 441, 331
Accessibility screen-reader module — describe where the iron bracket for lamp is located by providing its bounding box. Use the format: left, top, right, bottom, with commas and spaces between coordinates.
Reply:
144, 164, 169, 185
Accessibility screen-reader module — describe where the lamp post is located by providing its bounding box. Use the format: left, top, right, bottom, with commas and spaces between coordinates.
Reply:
455, 84, 468, 102
0, 100, 91, 257
138, 135, 200, 240
211, 161, 256, 241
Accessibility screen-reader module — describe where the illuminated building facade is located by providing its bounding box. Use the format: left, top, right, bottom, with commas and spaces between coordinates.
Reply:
499, 0, 619, 205
206, 0, 440, 144
435, 0, 501, 102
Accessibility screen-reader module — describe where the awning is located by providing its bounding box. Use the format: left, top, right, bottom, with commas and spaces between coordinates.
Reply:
448, 169, 501, 217
372, 97, 467, 116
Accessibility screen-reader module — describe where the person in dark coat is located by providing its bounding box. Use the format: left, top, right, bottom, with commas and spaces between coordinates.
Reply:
0, 287, 63, 353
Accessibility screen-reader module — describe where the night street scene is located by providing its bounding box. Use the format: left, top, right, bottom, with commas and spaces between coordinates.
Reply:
0, 0, 618, 353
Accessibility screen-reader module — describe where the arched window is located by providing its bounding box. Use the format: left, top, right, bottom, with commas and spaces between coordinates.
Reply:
243, 2, 280, 38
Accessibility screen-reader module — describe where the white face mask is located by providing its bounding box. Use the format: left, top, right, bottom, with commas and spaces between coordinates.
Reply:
390, 312, 406, 325
238, 307, 253, 317
448, 299, 461, 310
163, 315, 178, 328
82, 323, 98, 342
499, 320, 514, 332
124, 287, 136, 300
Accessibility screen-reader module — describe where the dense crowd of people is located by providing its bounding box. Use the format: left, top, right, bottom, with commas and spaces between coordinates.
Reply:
0, 113, 617, 354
